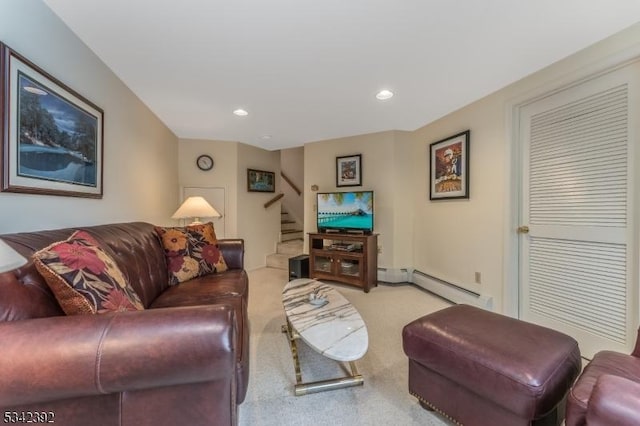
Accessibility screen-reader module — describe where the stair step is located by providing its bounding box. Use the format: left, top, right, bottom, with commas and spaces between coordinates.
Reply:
277, 239, 304, 255
281, 231, 303, 242
281, 222, 299, 231
281, 229, 302, 234
266, 253, 290, 270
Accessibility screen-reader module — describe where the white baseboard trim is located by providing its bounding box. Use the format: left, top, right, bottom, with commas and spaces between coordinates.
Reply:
378, 267, 494, 310
376, 267, 410, 283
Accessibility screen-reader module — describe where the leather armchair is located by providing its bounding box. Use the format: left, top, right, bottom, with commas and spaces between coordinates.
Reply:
566, 328, 640, 426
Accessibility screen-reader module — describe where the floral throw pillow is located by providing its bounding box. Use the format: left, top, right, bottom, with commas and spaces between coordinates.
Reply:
155, 222, 228, 285
33, 230, 144, 315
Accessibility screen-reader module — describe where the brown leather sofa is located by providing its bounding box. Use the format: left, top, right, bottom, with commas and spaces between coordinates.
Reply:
566, 328, 640, 426
0, 222, 249, 426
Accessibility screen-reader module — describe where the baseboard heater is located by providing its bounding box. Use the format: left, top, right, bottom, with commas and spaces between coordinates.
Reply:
378, 268, 493, 310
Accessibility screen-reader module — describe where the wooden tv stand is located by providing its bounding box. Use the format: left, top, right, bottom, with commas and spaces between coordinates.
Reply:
308, 232, 378, 293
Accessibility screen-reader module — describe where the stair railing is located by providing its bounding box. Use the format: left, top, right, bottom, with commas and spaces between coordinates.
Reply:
264, 193, 284, 209
281, 172, 301, 196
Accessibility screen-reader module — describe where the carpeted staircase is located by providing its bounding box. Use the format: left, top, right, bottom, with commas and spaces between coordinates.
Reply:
279, 208, 303, 242
266, 207, 304, 270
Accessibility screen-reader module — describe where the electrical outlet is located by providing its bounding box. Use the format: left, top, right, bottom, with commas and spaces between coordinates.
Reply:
377, 245, 382, 254
474, 272, 481, 284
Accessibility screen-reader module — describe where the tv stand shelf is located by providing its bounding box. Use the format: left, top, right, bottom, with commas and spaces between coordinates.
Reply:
308, 232, 378, 293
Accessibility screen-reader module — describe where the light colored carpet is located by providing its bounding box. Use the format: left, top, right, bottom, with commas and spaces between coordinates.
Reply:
239, 267, 454, 426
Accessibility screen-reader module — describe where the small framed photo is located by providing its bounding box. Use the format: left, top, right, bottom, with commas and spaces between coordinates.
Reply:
429, 130, 469, 200
0, 43, 104, 198
247, 168, 275, 192
336, 154, 362, 187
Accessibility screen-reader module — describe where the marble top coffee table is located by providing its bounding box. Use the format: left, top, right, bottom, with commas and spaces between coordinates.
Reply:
282, 278, 368, 395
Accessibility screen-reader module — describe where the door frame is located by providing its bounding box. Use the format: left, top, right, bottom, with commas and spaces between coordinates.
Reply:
503, 45, 640, 319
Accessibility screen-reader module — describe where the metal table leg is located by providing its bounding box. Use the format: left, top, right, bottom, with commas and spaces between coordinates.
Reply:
282, 319, 364, 396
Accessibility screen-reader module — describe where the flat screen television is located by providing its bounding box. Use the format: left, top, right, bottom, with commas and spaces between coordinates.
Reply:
317, 191, 374, 233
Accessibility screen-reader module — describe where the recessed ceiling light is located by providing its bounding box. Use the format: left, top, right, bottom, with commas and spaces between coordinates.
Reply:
261, 135, 272, 139
233, 108, 248, 116
376, 90, 394, 100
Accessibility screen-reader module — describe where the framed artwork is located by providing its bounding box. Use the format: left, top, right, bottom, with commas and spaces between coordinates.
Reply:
0, 42, 104, 198
429, 130, 469, 200
247, 168, 275, 192
336, 154, 362, 187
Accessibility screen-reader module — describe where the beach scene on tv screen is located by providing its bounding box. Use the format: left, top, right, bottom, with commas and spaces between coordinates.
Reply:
318, 192, 373, 230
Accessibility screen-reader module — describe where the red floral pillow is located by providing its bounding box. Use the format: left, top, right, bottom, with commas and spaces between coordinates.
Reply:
33, 231, 144, 315
155, 222, 228, 285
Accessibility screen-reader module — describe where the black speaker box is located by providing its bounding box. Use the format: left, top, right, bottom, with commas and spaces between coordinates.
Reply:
288, 255, 309, 280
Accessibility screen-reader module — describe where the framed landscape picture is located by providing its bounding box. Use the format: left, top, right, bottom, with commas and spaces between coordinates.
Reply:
336, 154, 362, 187
0, 43, 104, 198
247, 168, 275, 192
429, 130, 469, 200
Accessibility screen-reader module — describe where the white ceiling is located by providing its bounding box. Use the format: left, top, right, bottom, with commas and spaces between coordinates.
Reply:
43, 0, 640, 150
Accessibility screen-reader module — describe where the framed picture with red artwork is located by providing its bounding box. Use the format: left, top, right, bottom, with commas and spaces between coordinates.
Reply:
429, 130, 469, 200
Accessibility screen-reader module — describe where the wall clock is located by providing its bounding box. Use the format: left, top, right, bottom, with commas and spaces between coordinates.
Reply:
196, 154, 214, 171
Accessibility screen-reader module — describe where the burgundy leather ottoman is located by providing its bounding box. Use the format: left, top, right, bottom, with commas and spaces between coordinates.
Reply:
402, 305, 581, 426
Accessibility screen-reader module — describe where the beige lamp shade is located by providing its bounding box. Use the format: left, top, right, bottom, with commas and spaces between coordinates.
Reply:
0, 239, 27, 273
172, 196, 221, 225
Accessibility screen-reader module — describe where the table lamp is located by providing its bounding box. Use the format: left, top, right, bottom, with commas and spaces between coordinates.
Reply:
172, 196, 221, 225
0, 239, 27, 273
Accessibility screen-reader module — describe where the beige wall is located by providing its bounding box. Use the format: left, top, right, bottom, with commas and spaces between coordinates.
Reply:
8, 0, 639, 304
304, 131, 402, 268
304, 23, 640, 313
409, 94, 505, 304
281, 147, 304, 225
236, 144, 281, 270
408, 22, 640, 313
178, 139, 239, 236
392, 131, 415, 267
0, 0, 178, 232
178, 139, 281, 271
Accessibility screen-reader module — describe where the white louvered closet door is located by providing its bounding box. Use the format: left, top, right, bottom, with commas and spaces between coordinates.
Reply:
519, 64, 639, 359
